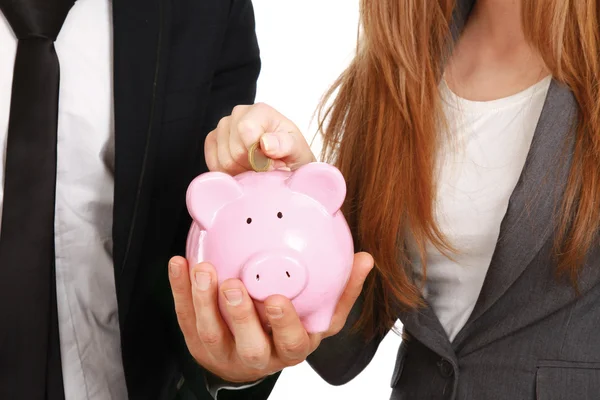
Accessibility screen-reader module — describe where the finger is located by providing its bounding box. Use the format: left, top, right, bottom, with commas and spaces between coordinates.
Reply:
327, 252, 374, 335
204, 130, 221, 172
216, 118, 247, 175
231, 104, 251, 120
229, 102, 315, 171
190, 262, 233, 363
229, 104, 262, 170
259, 130, 316, 170
230, 104, 289, 171
234, 102, 284, 149
228, 121, 252, 171
263, 295, 311, 366
219, 279, 272, 370
168, 257, 203, 351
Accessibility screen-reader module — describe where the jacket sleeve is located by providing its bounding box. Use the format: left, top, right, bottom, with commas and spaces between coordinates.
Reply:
306, 294, 387, 386
169, 1, 281, 399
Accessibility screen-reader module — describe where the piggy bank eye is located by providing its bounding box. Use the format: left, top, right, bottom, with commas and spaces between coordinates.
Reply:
246, 217, 252, 224
277, 212, 283, 219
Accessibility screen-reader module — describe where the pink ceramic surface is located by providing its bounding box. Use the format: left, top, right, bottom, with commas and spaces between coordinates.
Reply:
185, 162, 354, 333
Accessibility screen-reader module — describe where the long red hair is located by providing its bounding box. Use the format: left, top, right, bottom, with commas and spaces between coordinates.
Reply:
318, 0, 600, 340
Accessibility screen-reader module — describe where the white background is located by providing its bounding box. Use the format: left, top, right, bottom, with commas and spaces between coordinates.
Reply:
252, 1, 403, 399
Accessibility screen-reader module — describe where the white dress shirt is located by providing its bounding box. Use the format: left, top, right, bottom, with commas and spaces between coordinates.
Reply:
0, 1, 127, 399
408, 75, 552, 342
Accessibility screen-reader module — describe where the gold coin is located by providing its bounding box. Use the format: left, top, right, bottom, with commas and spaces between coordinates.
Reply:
248, 141, 272, 172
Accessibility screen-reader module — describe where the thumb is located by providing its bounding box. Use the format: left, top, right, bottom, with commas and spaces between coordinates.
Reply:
327, 252, 375, 335
259, 130, 316, 170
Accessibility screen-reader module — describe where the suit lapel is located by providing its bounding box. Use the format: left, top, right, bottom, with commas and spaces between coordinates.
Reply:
112, 0, 170, 317
452, 81, 578, 349
399, 300, 457, 363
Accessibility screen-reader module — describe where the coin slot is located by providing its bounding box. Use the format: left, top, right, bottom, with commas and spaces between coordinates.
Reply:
246, 217, 252, 224
286, 271, 290, 278
256, 274, 260, 281
277, 212, 283, 219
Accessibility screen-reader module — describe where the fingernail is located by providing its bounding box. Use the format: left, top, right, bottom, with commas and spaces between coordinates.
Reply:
265, 306, 283, 319
195, 272, 211, 291
273, 160, 288, 170
170, 261, 181, 278
223, 289, 243, 306
261, 134, 279, 152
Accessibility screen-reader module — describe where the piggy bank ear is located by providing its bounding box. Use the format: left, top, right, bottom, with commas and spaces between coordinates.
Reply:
287, 162, 347, 215
186, 172, 244, 229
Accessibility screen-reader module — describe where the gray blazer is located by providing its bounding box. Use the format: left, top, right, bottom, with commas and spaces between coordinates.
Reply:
306, 1, 600, 399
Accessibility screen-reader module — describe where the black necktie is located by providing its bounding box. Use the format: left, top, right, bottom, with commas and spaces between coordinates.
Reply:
0, 1, 75, 399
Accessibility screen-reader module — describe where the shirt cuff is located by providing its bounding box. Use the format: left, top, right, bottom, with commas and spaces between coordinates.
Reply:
204, 371, 266, 399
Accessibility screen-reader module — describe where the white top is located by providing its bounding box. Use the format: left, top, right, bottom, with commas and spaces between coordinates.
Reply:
407, 75, 552, 342
0, 1, 127, 399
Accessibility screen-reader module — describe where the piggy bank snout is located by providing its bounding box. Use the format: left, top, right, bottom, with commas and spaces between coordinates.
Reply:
241, 252, 308, 302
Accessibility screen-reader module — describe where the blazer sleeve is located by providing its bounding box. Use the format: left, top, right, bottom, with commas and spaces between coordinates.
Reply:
306, 294, 387, 386
169, 1, 281, 399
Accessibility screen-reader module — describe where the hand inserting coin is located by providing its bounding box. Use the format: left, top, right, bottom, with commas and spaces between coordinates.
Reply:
248, 140, 273, 172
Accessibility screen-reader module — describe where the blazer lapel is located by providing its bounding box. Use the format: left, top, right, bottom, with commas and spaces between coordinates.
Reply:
399, 300, 457, 363
112, 0, 170, 315
452, 81, 578, 349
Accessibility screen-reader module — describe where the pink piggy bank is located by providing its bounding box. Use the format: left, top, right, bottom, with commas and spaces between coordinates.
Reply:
185, 162, 354, 333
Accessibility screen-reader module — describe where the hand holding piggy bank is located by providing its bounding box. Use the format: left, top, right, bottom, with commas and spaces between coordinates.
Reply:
185, 162, 354, 333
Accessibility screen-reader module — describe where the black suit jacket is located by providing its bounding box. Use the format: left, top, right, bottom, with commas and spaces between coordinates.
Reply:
110, 1, 279, 398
